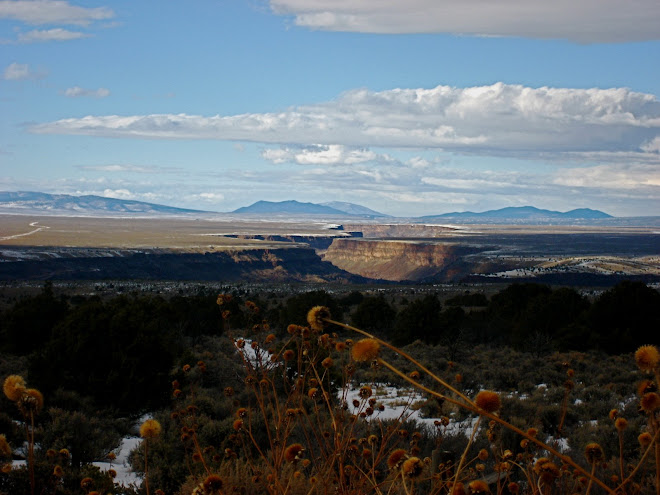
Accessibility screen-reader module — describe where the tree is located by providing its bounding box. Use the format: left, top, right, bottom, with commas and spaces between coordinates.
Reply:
588, 281, 660, 353
351, 295, 395, 336
392, 294, 442, 346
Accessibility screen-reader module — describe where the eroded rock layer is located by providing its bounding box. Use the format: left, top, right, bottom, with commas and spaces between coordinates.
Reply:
322, 238, 485, 282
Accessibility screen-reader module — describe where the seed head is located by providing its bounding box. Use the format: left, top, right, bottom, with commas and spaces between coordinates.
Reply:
637, 379, 657, 396
3, 375, 26, 402
615, 417, 628, 431
284, 443, 305, 463
584, 443, 604, 464
640, 392, 660, 413
283, 350, 295, 361
18, 388, 44, 415
387, 449, 407, 470
203, 474, 224, 494
401, 457, 424, 478
468, 480, 491, 494
307, 306, 330, 332
635, 345, 660, 372
140, 419, 162, 439
351, 339, 380, 362
638, 432, 653, 447
475, 390, 501, 413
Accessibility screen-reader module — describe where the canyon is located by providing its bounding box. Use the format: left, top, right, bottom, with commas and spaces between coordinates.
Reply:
321, 238, 484, 282
0, 214, 658, 285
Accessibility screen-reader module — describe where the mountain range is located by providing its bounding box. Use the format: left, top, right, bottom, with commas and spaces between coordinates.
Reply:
0, 191, 206, 215
0, 191, 615, 221
232, 200, 389, 218
420, 206, 613, 221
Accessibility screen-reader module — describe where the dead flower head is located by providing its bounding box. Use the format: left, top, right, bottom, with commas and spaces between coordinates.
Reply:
140, 419, 162, 439
475, 390, 501, 413
351, 338, 380, 362
3, 375, 26, 402
284, 443, 305, 463
635, 345, 660, 372
307, 306, 331, 332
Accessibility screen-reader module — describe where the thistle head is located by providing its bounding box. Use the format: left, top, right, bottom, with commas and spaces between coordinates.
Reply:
475, 390, 501, 413
351, 338, 380, 362
306, 306, 330, 332
3, 375, 26, 402
635, 345, 660, 372
140, 419, 162, 439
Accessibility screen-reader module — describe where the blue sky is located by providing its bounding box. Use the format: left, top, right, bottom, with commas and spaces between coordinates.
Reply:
1, 0, 659, 217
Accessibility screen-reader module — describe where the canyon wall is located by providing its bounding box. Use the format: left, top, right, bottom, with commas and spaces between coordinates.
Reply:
322, 238, 485, 282
0, 246, 369, 283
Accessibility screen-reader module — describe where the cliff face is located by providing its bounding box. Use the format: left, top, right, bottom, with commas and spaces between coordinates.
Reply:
0, 246, 370, 283
322, 239, 484, 282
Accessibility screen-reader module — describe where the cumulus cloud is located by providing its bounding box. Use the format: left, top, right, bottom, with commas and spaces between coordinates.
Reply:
0, 0, 113, 25
261, 144, 391, 165
192, 192, 225, 202
17, 27, 89, 42
31, 83, 660, 163
2, 61, 46, 80
269, 0, 660, 43
63, 86, 110, 98
553, 163, 660, 189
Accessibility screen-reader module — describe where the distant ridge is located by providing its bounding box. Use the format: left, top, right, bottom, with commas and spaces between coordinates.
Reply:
0, 191, 207, 215
233, 200, 387, 218
420, 206, 613, 222
320, 201, 390, 218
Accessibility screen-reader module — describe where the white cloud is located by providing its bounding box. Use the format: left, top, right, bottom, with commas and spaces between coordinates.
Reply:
553, 164, 660, 189
261, 144, 389, 165
31, 83, 660, 164
269, 0, 660, 43
193, 192, 225, 202
2, 61, 46, 80
63, 86, 110, 98
17, 28, 89, 42
0, 0, 113, 25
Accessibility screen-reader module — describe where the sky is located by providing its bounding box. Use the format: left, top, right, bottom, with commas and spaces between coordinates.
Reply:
1, 0, 660, 217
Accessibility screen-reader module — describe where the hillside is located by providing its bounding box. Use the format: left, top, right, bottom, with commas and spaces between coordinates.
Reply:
0, 191, 207, 215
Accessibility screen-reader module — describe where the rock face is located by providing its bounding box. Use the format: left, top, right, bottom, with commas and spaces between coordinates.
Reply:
0, 246, 370, 283
322, 238, 484, 282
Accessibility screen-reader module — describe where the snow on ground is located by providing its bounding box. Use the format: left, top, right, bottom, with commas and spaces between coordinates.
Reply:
343, 384, 480, 436
94, 436, 142, 486
12, 435, 143, 487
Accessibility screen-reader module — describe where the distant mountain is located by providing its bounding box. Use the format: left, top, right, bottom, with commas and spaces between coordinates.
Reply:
232, 200, 385, 217
320, 201, 390, 218
420, 206, 613, 221
0, 191, 207, 215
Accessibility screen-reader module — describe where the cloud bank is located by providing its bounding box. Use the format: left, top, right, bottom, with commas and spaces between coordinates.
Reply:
30, 83, 660, 163
0, 0, 113, 25
269, 0, 660, 43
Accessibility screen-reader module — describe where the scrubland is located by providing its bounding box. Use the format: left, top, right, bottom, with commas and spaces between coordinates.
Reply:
0, 282, 658, 495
